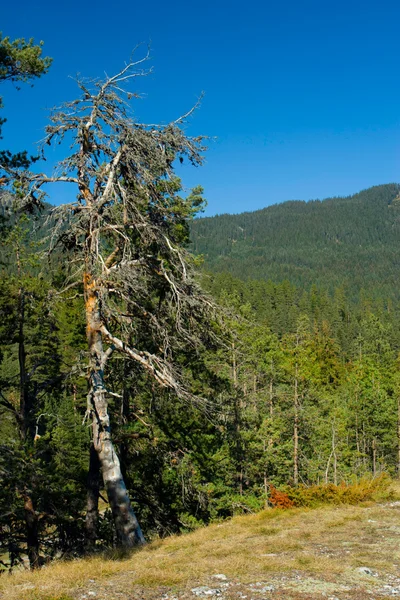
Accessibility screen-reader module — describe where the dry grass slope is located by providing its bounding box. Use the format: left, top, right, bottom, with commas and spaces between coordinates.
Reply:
3, 483, 400, 600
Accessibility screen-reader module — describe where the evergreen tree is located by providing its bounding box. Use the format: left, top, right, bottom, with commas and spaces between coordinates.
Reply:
0, 32, 51, 168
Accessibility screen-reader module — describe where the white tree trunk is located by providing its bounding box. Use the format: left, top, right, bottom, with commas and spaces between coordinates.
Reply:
85, 272, 144, 547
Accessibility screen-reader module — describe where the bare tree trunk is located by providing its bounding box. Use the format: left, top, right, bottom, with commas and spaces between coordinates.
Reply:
233, 394, 244, 496
355, 411, 360, 473
73, 384, 77, 414
262, 379, 274, 505
362, 422, 367, 467
23, 492, 39, 570
269, 380, 274, 418
85, 443, 101, 549
293, 363, 299, 486
120, 370, 130, 483
372, 438, 377, 476
333, 443, 338, 486
84, 272, 144, 548
397, 395, 400, 478
268, 379, 274, 449
231, 341, 244, 495
355, 416, 359, 452
17, 266, 40, 569
325, 424, 338, 485
232, 342, 237, 387
263, 434, 270, 508
263, 471, 269, 508
18, 284, 31, 440
324, 453, 332, 484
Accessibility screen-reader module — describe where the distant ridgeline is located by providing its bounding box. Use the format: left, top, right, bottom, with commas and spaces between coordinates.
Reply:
190, 184, 400, 303
0, 190, 52, 230
4, 183, 400, 304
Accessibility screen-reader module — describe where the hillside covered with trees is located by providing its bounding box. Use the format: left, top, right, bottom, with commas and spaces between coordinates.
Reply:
191, 184, 400, 302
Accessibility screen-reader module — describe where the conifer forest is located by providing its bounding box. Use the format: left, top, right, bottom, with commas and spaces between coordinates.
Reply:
1, 35, 400, 572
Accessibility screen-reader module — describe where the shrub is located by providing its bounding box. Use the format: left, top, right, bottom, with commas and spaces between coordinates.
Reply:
283, 474, 393, 508
268, 484, 295, 508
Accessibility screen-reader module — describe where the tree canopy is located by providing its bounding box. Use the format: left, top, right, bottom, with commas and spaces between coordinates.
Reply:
0, 32, 52, 168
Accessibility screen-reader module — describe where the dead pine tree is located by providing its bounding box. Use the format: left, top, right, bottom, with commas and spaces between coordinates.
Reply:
4, 49, 217, 549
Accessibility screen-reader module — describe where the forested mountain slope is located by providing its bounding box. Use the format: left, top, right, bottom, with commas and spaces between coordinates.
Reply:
191, 184, 400, 301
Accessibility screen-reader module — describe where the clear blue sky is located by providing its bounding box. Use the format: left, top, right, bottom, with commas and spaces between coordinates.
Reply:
1, 0, 400, 216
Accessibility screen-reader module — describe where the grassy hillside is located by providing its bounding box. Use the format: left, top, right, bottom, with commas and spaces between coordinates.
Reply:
3, 486, 400, 600
191, 184, 400, 301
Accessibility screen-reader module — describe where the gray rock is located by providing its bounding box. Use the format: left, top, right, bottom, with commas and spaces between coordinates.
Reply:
212, 574, 228, 581
249, 584, 275, 593
191, 586, 222, 597
358, 567, 374, 576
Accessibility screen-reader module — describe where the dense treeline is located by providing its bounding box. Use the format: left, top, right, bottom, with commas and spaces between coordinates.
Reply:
205, 271, 400, 486
191, 184, 400, 302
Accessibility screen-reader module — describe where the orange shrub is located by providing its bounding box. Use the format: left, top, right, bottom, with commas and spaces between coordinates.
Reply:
269, 484, 295, 508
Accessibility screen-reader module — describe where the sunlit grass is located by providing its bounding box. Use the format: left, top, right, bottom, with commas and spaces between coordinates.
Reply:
2, 482, 400, 600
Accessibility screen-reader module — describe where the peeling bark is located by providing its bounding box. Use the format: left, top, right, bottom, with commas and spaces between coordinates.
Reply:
84, 271, 144, 548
